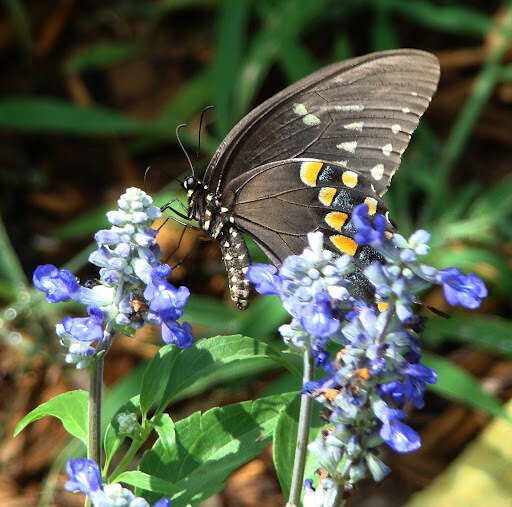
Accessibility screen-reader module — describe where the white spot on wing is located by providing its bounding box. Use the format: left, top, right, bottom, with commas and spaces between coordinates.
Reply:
335, 104, 364, 112
293, 103, 308, 116
344, 121, 363, 131
371, 164, 384, 180
382, 144, 392, 156
336, 141, 357, 153
391, 124, 401, 134
303, 114, 321, 126
402, 107, 410, 113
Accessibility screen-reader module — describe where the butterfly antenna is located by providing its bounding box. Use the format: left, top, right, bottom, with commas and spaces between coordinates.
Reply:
176, 123, 195, 177
197, 105, 214, 158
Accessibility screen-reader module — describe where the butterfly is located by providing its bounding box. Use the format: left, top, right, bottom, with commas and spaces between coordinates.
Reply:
181, 49, 440, 309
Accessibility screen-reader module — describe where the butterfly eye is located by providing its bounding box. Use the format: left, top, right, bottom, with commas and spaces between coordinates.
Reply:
184, 177, 197, 190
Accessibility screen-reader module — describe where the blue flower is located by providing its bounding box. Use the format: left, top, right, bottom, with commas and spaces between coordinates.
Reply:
437, 268, 487, 309
373, 401, 421, 453
33, 265, 80, 303
246, 264, 280, 295
300, 302, 339, 338
145, 266, 190, 322
64, 458, 103, 496
65, 458, 171, 507
162, 320, 193, 348
62, 307, 105, 342
352, 204, 388, 246
380, 362, 436, 409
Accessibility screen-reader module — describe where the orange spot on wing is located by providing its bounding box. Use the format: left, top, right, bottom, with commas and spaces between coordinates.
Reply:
319, 187, 337, 206
325, 212, 348, 231
330, 235, 358, 256
300, 161, 323, 187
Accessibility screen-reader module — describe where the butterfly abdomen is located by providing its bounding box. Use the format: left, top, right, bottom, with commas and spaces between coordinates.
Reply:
219, 226, 251, 310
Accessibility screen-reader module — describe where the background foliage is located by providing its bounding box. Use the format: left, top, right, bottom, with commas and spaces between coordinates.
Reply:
1, 0, 512, 505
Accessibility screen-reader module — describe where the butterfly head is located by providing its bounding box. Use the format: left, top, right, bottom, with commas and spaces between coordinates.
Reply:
183, 176, 199, 194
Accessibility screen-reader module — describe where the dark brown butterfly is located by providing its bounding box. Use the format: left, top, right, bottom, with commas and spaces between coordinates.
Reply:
182, 49, 440, 309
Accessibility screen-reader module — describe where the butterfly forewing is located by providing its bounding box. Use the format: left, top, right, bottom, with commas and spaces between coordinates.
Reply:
205, 49, 440, 197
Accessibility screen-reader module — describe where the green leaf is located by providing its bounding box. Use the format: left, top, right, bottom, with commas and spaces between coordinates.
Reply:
139, 392, 296, 505
238, 295, 288, 338
182, 295, 239, 335
52, 190, 179, 240
63, 42, 142, 74
423, 315, 512, 356
212, 0, 251, 137
273, 396, 322, 499
367, 0, 492, 35
116, 471, 177, 496
0, 98, 147, 135
423, 353, 512, 423
3, 0, 32, 51
0, 215, 27, 284
14, 390, 88, 444
140, 335, 300, 417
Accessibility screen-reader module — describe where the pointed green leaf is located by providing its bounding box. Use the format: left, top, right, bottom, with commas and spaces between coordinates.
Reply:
140, 335, 301, 417
423, 315, 512, 355
423, 353, 512, 423
14, 390, 88, 444
139, 392, 296, 505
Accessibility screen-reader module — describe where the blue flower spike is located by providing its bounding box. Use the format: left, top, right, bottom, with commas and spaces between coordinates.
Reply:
248, 205, 487, 491
33, 188, 193, 369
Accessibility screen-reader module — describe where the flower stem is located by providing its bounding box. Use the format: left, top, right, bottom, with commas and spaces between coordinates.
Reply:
88, 355, 104, 465
288, 346, 315, 506
85, 325, 115, 507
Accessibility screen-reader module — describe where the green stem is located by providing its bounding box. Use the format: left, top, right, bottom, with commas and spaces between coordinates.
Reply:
85, 354, 104, 507
288, 346, 315, 506
85, 323, 116, 507
108, 421, 152, 483
88, 356, 104, 465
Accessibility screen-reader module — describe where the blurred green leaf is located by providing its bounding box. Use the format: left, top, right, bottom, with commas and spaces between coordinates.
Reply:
63, 42, 142, 74
0, 98, 147, 135
212, 0, 251, 137
368, 0, 492, 35
183, 295, 239, 335
423, 315, 512, 356
423, 353, 512, 423
0, 215, 27, 284
52, 190, 179, 240
14, 390, 88, 444
2, 0, 31, 51
371, 6, 400, 50
238, 295, 288, 338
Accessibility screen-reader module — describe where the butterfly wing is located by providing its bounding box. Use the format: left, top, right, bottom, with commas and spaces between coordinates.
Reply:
223, 159, 390, 267
205, 49, 440, 197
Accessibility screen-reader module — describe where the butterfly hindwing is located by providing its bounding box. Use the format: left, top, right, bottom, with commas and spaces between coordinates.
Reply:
223, 159, 390, 267
205, 49, 440, 197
